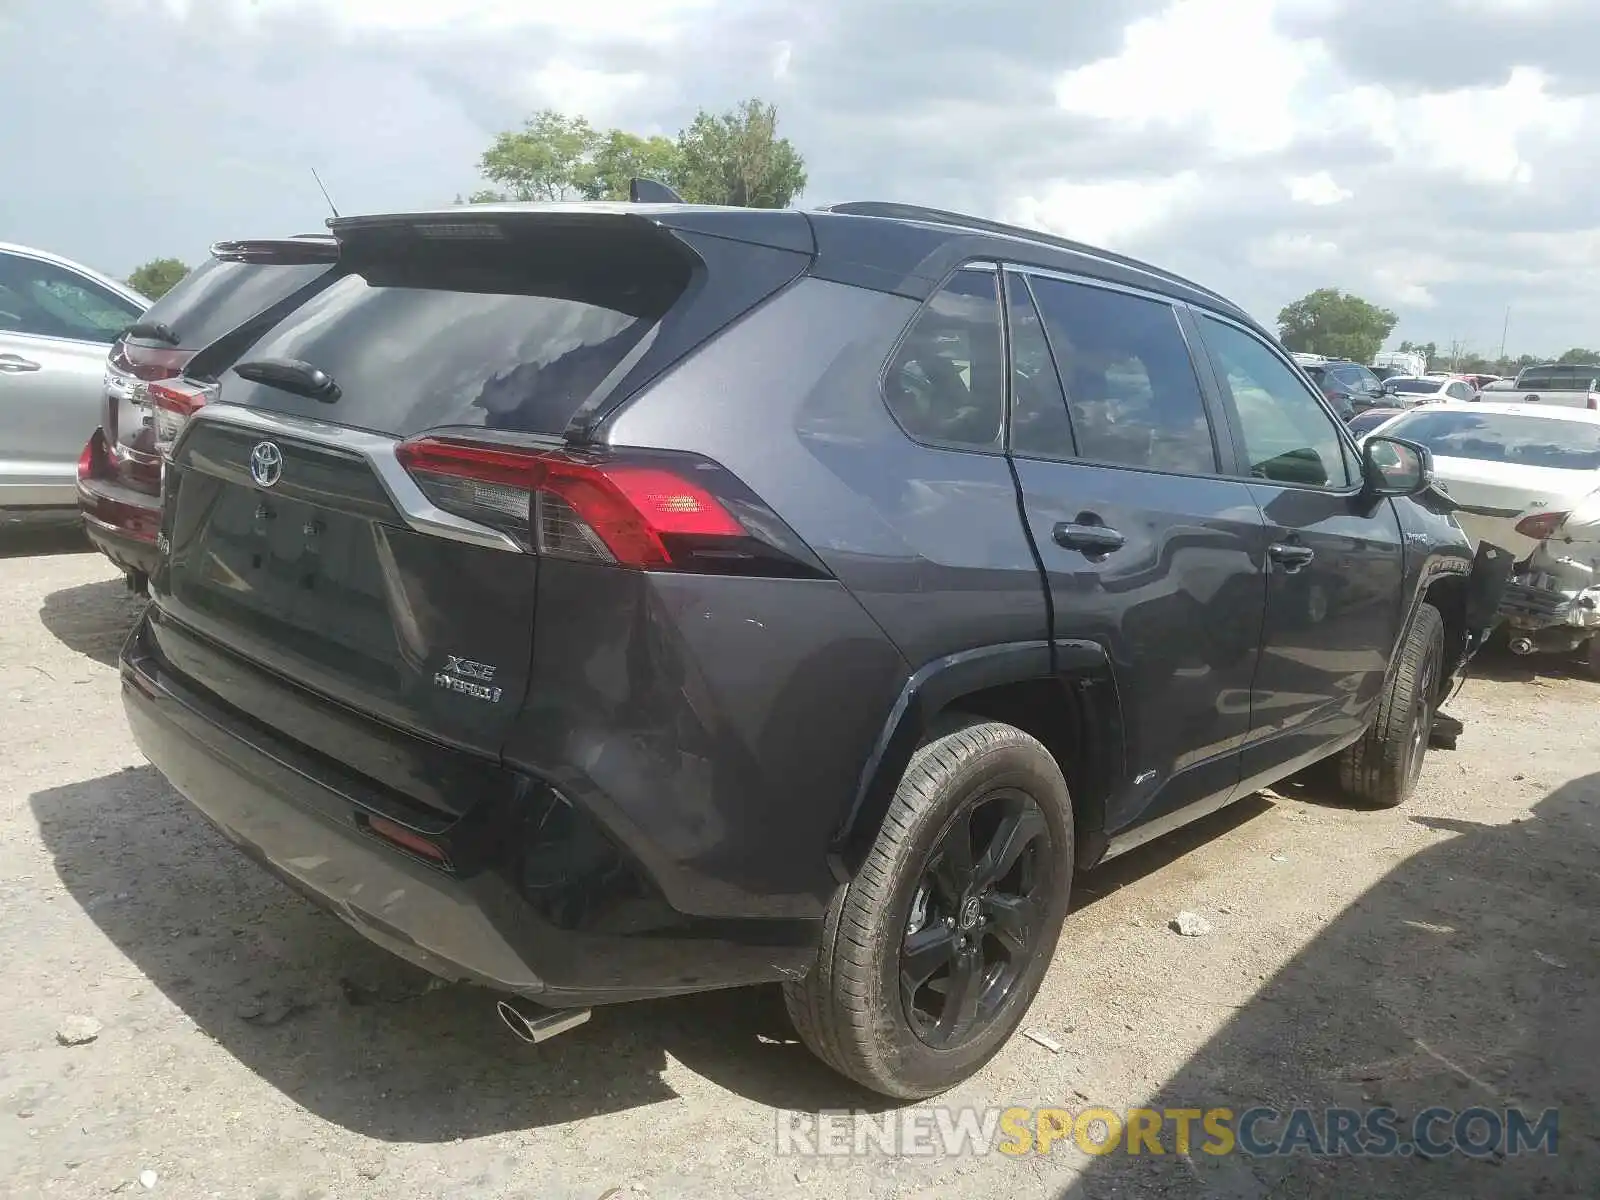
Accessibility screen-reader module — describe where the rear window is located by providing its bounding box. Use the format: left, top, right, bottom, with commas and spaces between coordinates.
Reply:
141, 256, 334, 350
1348, 408, 1401, 437
220, 229, 689, 439
1383, 410, 1600, 471
1387, 378, 1440, 395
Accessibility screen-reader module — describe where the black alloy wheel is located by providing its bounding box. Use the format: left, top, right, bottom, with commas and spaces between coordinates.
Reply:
900, 789, 1053, 1050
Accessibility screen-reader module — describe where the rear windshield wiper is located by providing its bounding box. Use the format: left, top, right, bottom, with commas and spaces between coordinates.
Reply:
123, 320, 180, 346
232, 357, 341, 403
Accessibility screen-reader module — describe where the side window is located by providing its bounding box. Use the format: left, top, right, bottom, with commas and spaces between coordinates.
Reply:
1028, 277, 1217, 474
884, 268, 1005, 451
1520, 370, 1552, 390
1004, 274, 1075, 459
0, 253, 140, 343
1196, 315, 1354, 488
1447, 381, 1472, 401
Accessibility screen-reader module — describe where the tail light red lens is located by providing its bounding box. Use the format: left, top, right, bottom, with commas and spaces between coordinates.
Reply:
77, 434, 98, 483
1514, 511, 1569, 541
395, 435, 822, 576
147, 378, 218, 455
1587, 392, 1598, 411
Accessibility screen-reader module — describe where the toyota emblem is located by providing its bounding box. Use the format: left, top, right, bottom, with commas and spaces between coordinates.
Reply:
249, 441, 284, 488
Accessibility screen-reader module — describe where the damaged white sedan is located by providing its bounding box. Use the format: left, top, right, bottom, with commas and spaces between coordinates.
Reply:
1363, 403, 1600, 671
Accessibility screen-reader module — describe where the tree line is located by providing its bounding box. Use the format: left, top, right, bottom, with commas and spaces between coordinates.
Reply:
1277, 286, 1593, 375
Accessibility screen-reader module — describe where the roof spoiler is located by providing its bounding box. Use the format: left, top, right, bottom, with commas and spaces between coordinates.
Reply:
210, 236, 339, 265
629, 177, 684, 203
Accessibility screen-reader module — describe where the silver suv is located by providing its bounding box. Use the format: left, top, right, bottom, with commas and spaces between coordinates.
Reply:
0, 243, 147, 510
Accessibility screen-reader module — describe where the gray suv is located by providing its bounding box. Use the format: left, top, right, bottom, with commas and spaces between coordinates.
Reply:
120, 200, 1505, 1098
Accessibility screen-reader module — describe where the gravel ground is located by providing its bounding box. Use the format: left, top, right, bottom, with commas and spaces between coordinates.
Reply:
2, 540, 1596, 1199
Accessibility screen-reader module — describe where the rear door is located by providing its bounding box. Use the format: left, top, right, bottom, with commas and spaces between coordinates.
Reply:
154, 216, 697, 761
1189, 313, 1406, 786
1004, 268, 1268, 839
0, 250, 142, 499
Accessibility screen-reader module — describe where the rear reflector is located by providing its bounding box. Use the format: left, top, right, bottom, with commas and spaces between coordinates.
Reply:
363, 814, 448, 865
1514, 511, 1569, 541
147, 378, 219, 455
394, 435, 823, 576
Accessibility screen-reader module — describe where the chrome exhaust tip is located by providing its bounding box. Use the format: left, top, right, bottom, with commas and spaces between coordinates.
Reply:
496, 1000, 591, 1045
1508, 636, 1535, 656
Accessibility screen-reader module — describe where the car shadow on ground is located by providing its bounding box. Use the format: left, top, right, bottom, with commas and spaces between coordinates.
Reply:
38, 578, 147, 667
1466, 643, 1595, 686
1060, 772, 1600, 1199
0, 517, 90, 560
30, 762, 1277, 1144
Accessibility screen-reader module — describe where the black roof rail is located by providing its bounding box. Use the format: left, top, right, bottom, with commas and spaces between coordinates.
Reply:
210, 236, 338, 265
821, 200, 1236, 309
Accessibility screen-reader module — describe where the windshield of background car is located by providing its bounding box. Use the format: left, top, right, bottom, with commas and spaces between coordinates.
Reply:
1387, 378, 1441, 394
1383, 410, 1600, 471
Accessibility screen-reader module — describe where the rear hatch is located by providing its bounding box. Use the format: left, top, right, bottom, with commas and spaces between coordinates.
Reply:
104, 239, 337, 491
1431, 457, 1599, 559
150, 208, 813, 813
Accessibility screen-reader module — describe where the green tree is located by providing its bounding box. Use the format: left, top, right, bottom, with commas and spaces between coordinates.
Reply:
674, 99, 807, 207
585, 130, 683, 201
126, 257, 189, 300
1557, 347, 1600, 363
1277, 288, 1397, 364
477, 110, 599, 202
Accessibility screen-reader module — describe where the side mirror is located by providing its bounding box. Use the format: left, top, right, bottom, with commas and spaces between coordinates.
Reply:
1362, 435, 1433, 498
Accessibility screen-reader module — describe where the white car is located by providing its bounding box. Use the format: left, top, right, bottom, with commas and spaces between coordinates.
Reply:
1366, 402, 1600, 667
1, 243, 148, 510
1382, 375, 1476, 407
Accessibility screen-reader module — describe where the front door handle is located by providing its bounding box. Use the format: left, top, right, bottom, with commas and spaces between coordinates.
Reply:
0, 353, 41, 373
1054, 522, 1126, 556
1268, 542, 1315, 573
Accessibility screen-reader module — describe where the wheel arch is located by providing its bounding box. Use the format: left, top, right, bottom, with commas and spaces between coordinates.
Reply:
828, 640, 1126, 880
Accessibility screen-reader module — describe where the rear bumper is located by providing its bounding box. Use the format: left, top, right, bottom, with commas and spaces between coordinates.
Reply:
120, 614, 817, 1005
1501, 576, 1600, 631
77, 472, 160, 579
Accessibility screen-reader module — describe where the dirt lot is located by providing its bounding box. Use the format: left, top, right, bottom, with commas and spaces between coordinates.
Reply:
2, 537, 1596, 1199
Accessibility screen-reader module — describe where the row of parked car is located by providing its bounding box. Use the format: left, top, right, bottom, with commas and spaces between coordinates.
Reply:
0, 200, 1576, 1099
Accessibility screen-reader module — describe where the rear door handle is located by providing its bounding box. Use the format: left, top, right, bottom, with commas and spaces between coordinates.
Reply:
0, 353, 41, 373
1268, 542, 1315, 572
1054, 522, 1126, 556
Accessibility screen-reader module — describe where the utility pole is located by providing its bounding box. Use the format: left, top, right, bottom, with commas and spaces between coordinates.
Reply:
1498, 306, 1510, 364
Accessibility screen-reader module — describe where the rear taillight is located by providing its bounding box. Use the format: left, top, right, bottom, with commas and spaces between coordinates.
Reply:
77, 434, 98, 483
1587, 392, 1598, 411
394, 436, 825, 577
1514, 511, 1569, 541
146, 378, 218, 455
108, 339, 192, 383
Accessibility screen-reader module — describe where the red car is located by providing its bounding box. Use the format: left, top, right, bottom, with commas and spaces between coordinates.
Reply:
79, 237, 337, 590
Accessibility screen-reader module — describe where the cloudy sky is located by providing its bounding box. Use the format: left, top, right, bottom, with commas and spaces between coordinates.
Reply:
5, 0, 1597, 353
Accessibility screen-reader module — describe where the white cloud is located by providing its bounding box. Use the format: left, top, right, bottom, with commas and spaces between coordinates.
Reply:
1287, 171, 1352, 205
1053, 0, 1323, 157
1249, 232, 1341, 269
146, 0, 717, 37
1338, 67, 1585, 186
518, 62, 649, 122
1005, 174, 1203, 249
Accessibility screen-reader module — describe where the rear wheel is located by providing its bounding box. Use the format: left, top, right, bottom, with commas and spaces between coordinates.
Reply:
1338, 603, 1444, 808
784, 719, 1073, 1099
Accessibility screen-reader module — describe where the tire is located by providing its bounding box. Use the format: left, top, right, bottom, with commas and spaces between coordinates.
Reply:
784, 719, 1074, 1099
1337, 602, 1444, 808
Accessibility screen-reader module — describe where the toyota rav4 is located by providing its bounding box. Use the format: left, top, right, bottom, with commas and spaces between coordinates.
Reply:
120, 200, 1507, 1098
